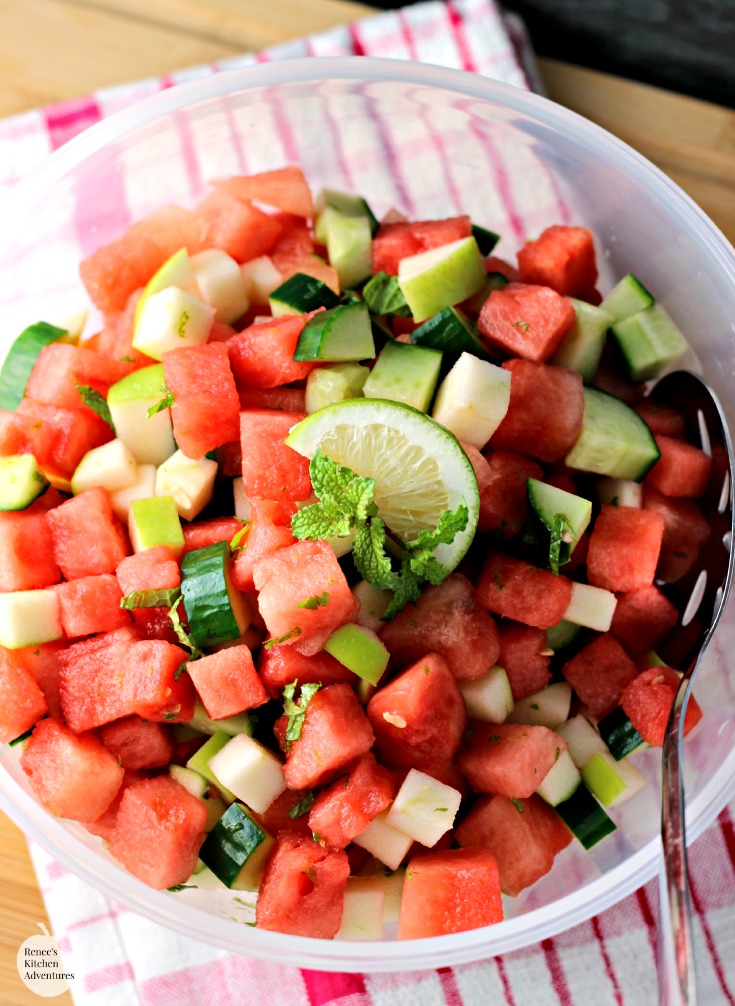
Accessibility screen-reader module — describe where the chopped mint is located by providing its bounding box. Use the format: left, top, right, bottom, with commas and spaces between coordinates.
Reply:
75, 382, 115, 431
263, 626, 303, 649
549, 512, 576, 575
288, 792, 315, 819
167, 883, 197, 892
230, 520, 250, 555
297, 592, 330, 610
510, 798, 525, 814
513, 320, 530, 333
168, 595, 205, 658
362, 272, 412, 317
147, 385, 175, 418
120, 587, 181, 610
282, 681, 322, 746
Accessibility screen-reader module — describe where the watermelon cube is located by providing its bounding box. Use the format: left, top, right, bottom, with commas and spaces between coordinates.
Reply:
182, 516, 243, 556
0, 408, 34, 455
490, 358, 584, 462
269, 215, 339, 293
456, 793, 571, 896
109, 775, 208, 889
642, 488, 710, 582
59, 626, 140, 732
17, 399, 112, 480
99, 715, 175, 770
16, 641, 66, 718
21, 717, 123, 821
255, 831, 350, 938
227, 315, 317, 389
610, 585, 679, 658
257, 646, 356, 701
586, 504, 664, 592
498, 622, 552, 700
459, 721, 567, 798
378, 574, 500, 681
475, 550, 573, 630
372, 216, 472, 276
55, 573, 131, 638
162, 341, 240, 459
116, 545, 180, 635
516, 225, 598, 300
238, 387, 307, 413
25, 343, 134, 414
125, 639, 196, 723
0, 512, 59, 592
473, 448, 543, 538
621, 666, 702, 747
196, 189, 283, 262
0, 648, 48, 743
397, 848, 504, 938
561, 633, 639, 719
253, 540, 357, 656
186, 644, 267, 720
478, 282, 576, 362
308, 753, 395, 849
47, 487, 130, 580
367, 654, 466, 771
282, 683, 374, 789
645, 435, 712, 498
240, 410, 311, 503
214, 166, 315, 218
634, 401, 686, 439
254, 787, 313, 839
231, 498, 296, 593
83, 769, 143, 843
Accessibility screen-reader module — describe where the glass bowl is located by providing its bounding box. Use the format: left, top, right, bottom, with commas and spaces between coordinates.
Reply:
1, 57, 734, 973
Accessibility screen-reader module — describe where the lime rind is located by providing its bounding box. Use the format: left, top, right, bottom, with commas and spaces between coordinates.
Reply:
285, 397, 480, 571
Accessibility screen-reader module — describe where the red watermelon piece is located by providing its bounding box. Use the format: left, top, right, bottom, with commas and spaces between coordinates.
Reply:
196, 189, 283, 262
516, 225, 598, 299
56, 573, 130, 638
634, 401, 686, 439
471, 447, 543, 538
257, 646, 355, 701
59, 626, 140, 732
645, 435, 712, 499
21, 717, 123, 821
253, 788, 313, 839
99, 716, 175, 770
586, 504, 664, 593
308, 752, 395, 849
116, 545, 180, 637
0, 408, 35, 456
459, 721, 567, 798
475, 550, 573, 630
498, 622, 552, 700
17, 399, 112, 479
610, 585, 679, 658
214, 166, 314, 218
16, 641, 66, 719
269, 217, 339, 293
182, 516, 243, 555
397, 848, 504, 938
0, 648, 48, 743
561, 633, 639, 719
47, 487, 129, 580
642, 488, 711, 583
231, 497, 296, 592
238, 387, 307, 413
240, 409, 311, 502
163, 341, 240, 459
621, 666, 702, 746
372, 216, 472, 276
25, 343, 134, 413
227, 314, 318, 389
125, 639, 196, 723
477, 282, 576, 362
0, 512, 59, 592
186, 644, 267, 720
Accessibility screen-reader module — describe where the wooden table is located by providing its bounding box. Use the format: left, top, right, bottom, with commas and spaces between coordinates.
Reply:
0, 2, 734, 1004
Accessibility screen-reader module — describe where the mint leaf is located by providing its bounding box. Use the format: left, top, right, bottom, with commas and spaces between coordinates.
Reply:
168, 595, 204, 658
362, 272, 411, 317
75, 383, 115, 431
230, 520, 250, 555
549, 513, 576, 575
263, 626, 302, 649
406, 502, 469, 553
381, 556, 421, 621
308, 449, 357, 503
297, 592, 330, 610
282, 681, 322, 746
291, 502, 353, 541
409, 552, 449, 586
353, 518, 396, 591
147, 385, 174, 418
288, 792, 314, 819
120, 587, 181, 610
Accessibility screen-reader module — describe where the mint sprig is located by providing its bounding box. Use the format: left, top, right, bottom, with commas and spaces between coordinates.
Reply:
282, 681, 322, 746
362, 272, 412, 317
147, 385, 175, 418
549, 513, 576, 576
75, 383, 115, 431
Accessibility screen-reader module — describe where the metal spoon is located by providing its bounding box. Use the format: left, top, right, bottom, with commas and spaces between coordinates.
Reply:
644, 371, 735, 1006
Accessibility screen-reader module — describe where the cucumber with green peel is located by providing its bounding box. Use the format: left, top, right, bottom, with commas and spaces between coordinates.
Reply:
552, 298, 614, 380
169, 763, 208, 800
410, 306, 492, 361
554, 783, 617, 849
564, 387, 660, 480
129, 495, 185, 561
526, 478, 592, 569
546, 618, 581, 654
610, 303, 689, 381
470, 223, 501, 256
185, 730, 237, 803
294, 301, 375, 362
0, 455, 49, 510
180, 540, 249, 649
362, 340, 443, 413
597, 707, 646, 760
268, 272, 340, 316
198, 802, 275, 891
600, 273, 654, 322
304, 362, 369, 414
0, 321, 67, 410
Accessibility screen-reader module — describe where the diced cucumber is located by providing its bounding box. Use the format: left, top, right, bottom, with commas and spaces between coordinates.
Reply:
0, 321, 66, 410
552, 298, 613, 380
107, 363, 176, 466
189, 701, 254, 738
294, 301, 375, 362
565, 387, 660, 480
241, 255, 283, 306
268, 272, 340, 316
0, 455, 49, 510
304, 362, 369, 414
611, 303, 689, 381
190, 248, 249, 324
385, 769, 462, 847
0, 589, 63, 649
132, 286, 214, 360
597, 707, 646, 760
398, 236, 486, 323
186, 731, 237, 803
562, 582, 618, 633
199, 802, 275, 891
459, 666, 514, 724
319, 209, 373, 290
323, 623, 390, 685
362, 341, 442, 413
536, 749, 582, 807
129, 495, 185, 561
546, 619, 580, 654
508, 682, 572, 730
600, 273, 654, 322
596, 476, 642, 508
208, 733, 286, 815
169, 763, 208, 800
155, 449, 217, 521
470, 223, 500, 256
555, 714, 608, 769
352, 580, 393, 633
411, 307, 491, 361
315, 188, 379, 236
71, 438, 138, 496
554, 784, 617, 849
180, 540, 249, 649
362, 273, 411, 317
110, 464, 157, 521
582, 751, 647, 807
431, 352, 511, 447
338, 877, 385, 941
527, 478, 592, 567
353, 810, 414, 872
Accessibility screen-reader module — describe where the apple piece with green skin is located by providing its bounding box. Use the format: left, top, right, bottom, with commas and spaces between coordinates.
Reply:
134, 247, 198, 326
323, 623, 390, 685
207, 733, 287, 815
128, 495, 185, 561
431, 352, 511, 449
0, 589, 63, 649
132, 286, 214, 361
107, 363, 176, 466
70, 438, 139, 496
353, 810, 414, 872
581, 750, 646, 807
110, 463, 156, 521
190, 248, 250, 324
398, 236, 486, 323
155, 449, 217, 522
458, 665, 514, 724
385, 768, 462, 847
322, 211, 373, 290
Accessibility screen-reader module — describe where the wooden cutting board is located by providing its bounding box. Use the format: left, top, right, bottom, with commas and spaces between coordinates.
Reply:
0, 2, 733, 1004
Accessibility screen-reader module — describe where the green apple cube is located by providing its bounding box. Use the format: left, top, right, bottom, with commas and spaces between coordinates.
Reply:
169, 763, 208, 800
563, 581, 618, 632
0, 589, 63, 648
338, 877, 385, 941
431, 352, 511, 449
207, 733, 286, 814
155, 449, 217, 521
582, 751, 646, 807
323, 623, 390, 685
352, 580, 393, 633
71, 438, 138, 496
305, 363, 369, 414
129, 495, 185, 561
555, 714, 608, 770
398, 236, 486, 323
459, 665, 514, 723
132, 286, 214, 360
107, 363, 176, 465
189, 701, 254, 739
353, 810, 414, 871
186, 730, 237, 803
535, 749, 582, 807
241, 255, 283, 306
190, 248, 250, 324
385, 769, 462, 847
134, 247, 198, 325
362, 341, 443, 413
109, 464, 156, 521
508, 681, 572, 730
552, 298, 613, 381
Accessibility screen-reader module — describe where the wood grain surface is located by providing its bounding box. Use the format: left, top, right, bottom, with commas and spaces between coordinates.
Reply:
0, 2, 733, 1004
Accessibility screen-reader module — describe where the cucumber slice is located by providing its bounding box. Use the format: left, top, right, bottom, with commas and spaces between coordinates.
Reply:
610, 303, 689, 382
597, 707, 646, 760
411, 306, 491, 361
323, 623, 390, 685
552, 298, 613, 380
268, 272, 340, 316
294, 301, 375, 362
536, 749, 582, 806
527, 478, 592, 568
180, 540, 249, 649
186, 731, 237, 803
398, 236, 486, 323
169, 763, 208, 800
564, 387, 660, 481
0, 455, 49, 510
459, 665, 514, 724
0, 589, 63, 649
362, 341, 443, 413
582, 751, 647, 807
471, 223, 500, 256
562, 582, 618, 633
546, 619, 580, 654
555, 714, 608, 770
304, 362, 369, 414
600, 273, 654, 322
189, 701, 254, 738
554, 784, 617, 849
0, 321, 66, 410
315, 188, 379, 236
198, 802, 275, 891
431, 352, 510, 446
129, 495, 185, 561
508, 682, 572, 730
